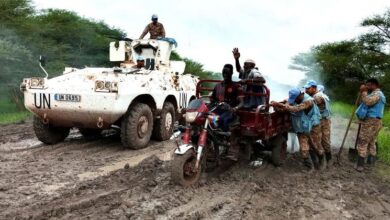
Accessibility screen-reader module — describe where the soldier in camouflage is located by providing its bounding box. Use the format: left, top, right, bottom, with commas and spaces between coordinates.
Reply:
355, 78, 386, 172
305, 80, 331, 169
140, 14, 166, 39
271, 88, 322, 172
316, 85, 332, 166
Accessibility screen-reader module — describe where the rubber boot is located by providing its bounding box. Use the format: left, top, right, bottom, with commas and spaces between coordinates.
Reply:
325, 152, 332, 167
318, 154, 326, 170
367, 155, 376, 166
355, 156, 364, 172
309, 149, 319, 170
303, 158, 314, 173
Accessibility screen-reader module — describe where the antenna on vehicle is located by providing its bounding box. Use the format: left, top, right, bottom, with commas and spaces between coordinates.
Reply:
39, 55, 49, 78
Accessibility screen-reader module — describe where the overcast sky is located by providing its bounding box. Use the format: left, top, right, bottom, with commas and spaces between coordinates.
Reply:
33, 0, 389, 85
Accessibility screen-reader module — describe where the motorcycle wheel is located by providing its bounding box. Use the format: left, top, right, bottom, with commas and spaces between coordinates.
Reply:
171, 149, 202, 187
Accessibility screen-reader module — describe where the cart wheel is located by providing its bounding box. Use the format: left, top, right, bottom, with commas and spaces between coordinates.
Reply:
270, 135, 287, 166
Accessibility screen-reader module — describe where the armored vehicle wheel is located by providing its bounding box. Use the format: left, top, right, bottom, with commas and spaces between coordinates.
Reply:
171, 150, 202, 187
270, 134, 287, 166
121, 103, 153, 149
79, 128, 102, 139
153, 102, 175, 141
33, 116, 70, 145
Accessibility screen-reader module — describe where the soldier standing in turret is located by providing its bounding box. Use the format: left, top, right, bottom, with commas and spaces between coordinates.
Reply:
140, 14, 166, 39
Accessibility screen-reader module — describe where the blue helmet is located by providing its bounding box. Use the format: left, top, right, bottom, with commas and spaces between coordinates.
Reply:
303, 80, 317, 89
151, 14, 158, 20
288, 87, 302, 104
317, 85, 325, 92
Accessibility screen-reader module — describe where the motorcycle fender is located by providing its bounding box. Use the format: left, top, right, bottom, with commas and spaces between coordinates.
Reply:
174, 144, 195, 155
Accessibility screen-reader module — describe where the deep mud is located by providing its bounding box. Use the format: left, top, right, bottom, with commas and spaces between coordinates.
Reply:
1, 116, 390, 219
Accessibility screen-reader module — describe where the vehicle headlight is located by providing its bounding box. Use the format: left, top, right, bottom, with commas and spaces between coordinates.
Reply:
29, 77, 45, 89
95, 80, 118, 92
95, 81, 105, 90
104, 81, 111, 89
111, 82, 118, 92
185, 111, 198, 123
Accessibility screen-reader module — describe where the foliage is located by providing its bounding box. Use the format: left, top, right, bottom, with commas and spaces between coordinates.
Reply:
290, 9, 390, 104
0, 111, 30, 125
0, 0, 125, 103
378, 128, 390, 164
170, 51, 219, 80
331, 101, 355, 118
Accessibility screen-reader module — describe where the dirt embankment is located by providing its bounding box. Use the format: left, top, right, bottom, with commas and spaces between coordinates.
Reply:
1, 117, 390, 219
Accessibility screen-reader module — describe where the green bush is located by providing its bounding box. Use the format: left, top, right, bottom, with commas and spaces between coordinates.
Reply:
378, 128, 390, 164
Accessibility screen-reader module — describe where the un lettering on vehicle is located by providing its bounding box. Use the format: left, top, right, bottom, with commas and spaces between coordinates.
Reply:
179, 93, 188, 108
34, 93, 51, 109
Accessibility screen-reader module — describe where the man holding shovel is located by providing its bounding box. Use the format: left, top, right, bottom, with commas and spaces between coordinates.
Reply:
355, 78, 386, 172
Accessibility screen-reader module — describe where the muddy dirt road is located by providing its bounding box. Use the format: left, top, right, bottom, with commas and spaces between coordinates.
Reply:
1, 117, 390, 219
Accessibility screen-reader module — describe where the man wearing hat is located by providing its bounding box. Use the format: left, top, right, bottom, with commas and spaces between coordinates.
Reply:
304, 80, 329, 169
355, 78, 386, 172
271, 88, 322, 171
232, 48, 265, 108
305, 81, 332, 167
140, 14, 166, 39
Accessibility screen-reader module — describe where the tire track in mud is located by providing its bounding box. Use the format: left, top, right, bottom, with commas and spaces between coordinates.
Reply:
1, 120, 390, 219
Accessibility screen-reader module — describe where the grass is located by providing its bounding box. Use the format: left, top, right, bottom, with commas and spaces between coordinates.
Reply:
0, 99, 31, 125
332, 101, 390, 127
0, 111, 31, 125
378, 128, 390, 164
331, 102, 355, 118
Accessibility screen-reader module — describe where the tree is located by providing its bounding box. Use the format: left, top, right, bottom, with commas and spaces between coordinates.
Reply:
290, 9, 390, 103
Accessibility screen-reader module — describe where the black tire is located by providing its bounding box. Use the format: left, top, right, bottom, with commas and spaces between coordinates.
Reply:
121, 103, 153, 149
33, 116, 70, 145
79, 128, 102, 139
270, 135, 287, 166
171, 149, 202, 187
152, 102, 175, 141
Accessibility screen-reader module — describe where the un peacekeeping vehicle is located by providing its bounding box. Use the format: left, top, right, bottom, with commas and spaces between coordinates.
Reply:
20, 38, 198, 149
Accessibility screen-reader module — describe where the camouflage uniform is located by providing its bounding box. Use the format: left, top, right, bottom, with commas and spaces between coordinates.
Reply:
297, 133, 310, 158
313, 93, 331, 153
140, 22, 166, 39
282, 100, 324, 157
357, 89, 383, 157
320, 118, 331, 153
309, 124, 324, 155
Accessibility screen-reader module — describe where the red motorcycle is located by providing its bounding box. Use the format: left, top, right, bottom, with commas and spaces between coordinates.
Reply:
170, 80, 291, 186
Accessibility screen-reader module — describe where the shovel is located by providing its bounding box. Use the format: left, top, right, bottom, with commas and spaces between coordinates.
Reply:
336, 93, 361, 165
348, 123, 361, 162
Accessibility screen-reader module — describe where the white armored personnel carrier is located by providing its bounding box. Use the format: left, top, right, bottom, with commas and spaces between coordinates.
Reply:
20, 38, 198, 149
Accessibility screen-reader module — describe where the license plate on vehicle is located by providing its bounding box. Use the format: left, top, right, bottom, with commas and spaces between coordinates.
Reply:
54, 94, 81, 102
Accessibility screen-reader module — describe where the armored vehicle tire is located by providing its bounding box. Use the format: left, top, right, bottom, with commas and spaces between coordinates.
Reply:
79, 128, 102, 139
121, 103, 153, 149
270, 134, 287, 166
33, 116, 70, 145
152, 102, 175, 141
171, 150, 202, 187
